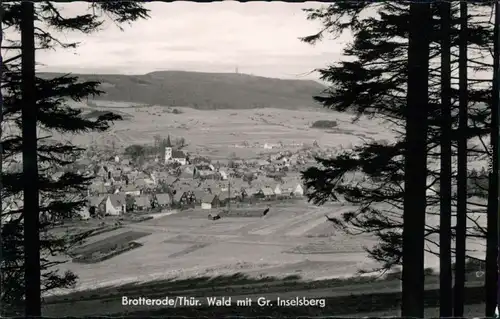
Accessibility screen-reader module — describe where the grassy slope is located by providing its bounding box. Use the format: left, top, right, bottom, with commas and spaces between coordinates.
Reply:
38, 71, 326, 110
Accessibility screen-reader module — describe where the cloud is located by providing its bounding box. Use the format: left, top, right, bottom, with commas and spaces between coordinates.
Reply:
28, 2, 347, 79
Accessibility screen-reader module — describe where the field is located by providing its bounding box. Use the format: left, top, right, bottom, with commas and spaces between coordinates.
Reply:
50, 201, 382, 294
70, 230, 150, 257
48, 200, 490, 300
59, 102, 395, 158
50, 198, 487, 298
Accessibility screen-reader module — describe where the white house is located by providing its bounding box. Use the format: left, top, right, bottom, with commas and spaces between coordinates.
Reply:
293, 184, 304, 196
282, 181, 304, 197
273, 184, 282, 196
105, 194, 126, 215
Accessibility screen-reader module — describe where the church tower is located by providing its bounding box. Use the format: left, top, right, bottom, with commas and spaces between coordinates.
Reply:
164, 135, 173, 163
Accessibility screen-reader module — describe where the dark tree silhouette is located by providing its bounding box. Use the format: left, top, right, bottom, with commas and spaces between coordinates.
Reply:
299, 1, 494, 281
124, 144, 146, 161
454, 2, 468, 316
438, 1, 453, 316
401, 3, 432, 316
0, 6, 4, 313
20, 2, 40, 315
0, 2, 149, 315
486, 2, 500, 316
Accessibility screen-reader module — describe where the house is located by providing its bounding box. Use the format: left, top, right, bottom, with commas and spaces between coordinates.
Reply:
111, 175, 125, 185
192, 190, 207, 204
173, 190, 188, 205
259, 187, 275, 199
219, 182, 229, 192
231, 180, 245, 192
244, 187, 260, 198
253, 177, 275, 188
105, 194, 126, 215
200, 179, 217, 191
122, 184, 141, 196
210, 187, 222, 196
95, 165, 108, 177
154, 193, 172, 208
134, 195, 152, 211
273, 184, 283, 197
256, 159, 270, 167
218, 190, 240, 206
219, 170, 228, 180
89, 182, 109, 195
136, 171, 150, 180
179, 166, 195, 179
134, 178, 149, 188
201, 194, 220, 210
143, 177, 156, 185
292, 183, 304, 196
161, 175, 179, 185
218, 192, 230, 206
88, 195, 106, 216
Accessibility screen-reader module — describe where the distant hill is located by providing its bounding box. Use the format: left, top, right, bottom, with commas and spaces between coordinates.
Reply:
38, 71, 326, 110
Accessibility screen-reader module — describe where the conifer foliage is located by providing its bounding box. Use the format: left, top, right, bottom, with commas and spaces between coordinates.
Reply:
0, 2, 149, 314
301, 2, 494, 272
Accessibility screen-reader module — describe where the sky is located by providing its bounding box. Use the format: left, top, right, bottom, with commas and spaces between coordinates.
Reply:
29, 2, 350, 80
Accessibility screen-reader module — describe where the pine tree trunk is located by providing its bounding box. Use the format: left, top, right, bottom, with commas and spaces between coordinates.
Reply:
0, 2, 4, 316
454, 2, 468, 317
20, 2, 41, 316
401, 2, 432, 318
486, 1, 500, 316
439, 1, 453, 316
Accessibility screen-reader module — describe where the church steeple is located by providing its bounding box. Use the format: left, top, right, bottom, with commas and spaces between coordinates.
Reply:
165, 135, 172, 147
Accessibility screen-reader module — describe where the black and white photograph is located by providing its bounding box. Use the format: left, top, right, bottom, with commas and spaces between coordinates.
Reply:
1, 1, 499, 318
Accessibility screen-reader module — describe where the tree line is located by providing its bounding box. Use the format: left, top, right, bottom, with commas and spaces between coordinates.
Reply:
124, 135, 188, 163
0, 2, 150, 316
301, 1, 499, 317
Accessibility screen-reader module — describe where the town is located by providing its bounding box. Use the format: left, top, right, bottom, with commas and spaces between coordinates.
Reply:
60, 134, 324, 220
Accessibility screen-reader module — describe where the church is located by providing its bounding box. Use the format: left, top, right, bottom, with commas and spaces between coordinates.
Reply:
164, 136, 188, 165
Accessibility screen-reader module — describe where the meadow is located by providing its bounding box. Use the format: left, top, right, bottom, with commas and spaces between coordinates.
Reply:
62, 102, 395, 158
